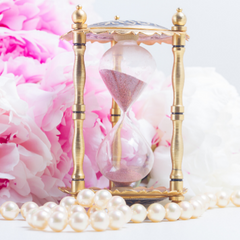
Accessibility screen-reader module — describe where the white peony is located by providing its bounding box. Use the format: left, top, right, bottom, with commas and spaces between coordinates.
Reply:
133, 67, 240, 195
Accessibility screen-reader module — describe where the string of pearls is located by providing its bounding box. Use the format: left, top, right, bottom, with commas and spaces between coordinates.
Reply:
0, 189, 239, 232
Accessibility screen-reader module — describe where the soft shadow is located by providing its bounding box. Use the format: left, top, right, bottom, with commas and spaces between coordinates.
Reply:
0, 218, 25, 222
21, 226, 39, 232
0, 218, 24, 222
21, 226, 113, 234
129, 219, 193, 224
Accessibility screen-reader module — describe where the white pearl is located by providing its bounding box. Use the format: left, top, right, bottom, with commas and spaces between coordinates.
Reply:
117, 205, 132, 223
87, 205, 102, 217
68, 205, 86, 217
90, 210, 110, 231
107, 196, 126, 212
178, 201, 193, 220
21, 202, 38, 219
51, 205, 68, 215
189, 200, 202, 218
147, 203, 165, 222
109, 209, 125, 230
32, 209, 50, 230
130, 204, 147, 223
191, 197, 205, 215
26, 208, 39, 227
164, 202, 181, 221
94, 190, 112, 209
48, 211, 68, 232
198, 200, 205, 215
44, 202, 57, 209
231, 190, 240, 207
69, 212, 89, 232
39, 206, 52, 214
206, 193, 217, 208
216, 191, 230, 208
60, 196, 77, 210
192, 196, 206, 211
1, 201, 19, 220
199, 194, 210, 210
77, 189, 95, 207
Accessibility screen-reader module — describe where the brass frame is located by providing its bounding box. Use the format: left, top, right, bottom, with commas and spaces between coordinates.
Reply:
70, 6, 87, 193
169, 9, 187, 202
59, 6, 187, 203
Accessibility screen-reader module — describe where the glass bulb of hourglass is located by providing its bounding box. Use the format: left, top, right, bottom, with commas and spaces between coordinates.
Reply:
97, 38, 156, 187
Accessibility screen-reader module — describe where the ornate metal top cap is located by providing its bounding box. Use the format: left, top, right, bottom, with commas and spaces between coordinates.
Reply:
84, 20, 172, 45
72, 5, 87, 24
172, 8, 187, 26
61, 6, 189, 46
88, 20, 168, 31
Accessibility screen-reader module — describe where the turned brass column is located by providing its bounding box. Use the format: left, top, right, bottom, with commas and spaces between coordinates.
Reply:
169, 8, 187, 202
71, 5, 87, 194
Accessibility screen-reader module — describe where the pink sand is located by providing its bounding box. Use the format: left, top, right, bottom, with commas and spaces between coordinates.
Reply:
99, 69, 146, 112
105, 167, 143, 184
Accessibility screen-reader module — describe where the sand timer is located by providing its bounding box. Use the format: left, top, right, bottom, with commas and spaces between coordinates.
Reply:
97, 37, 156, 187
60, 6, 189, 203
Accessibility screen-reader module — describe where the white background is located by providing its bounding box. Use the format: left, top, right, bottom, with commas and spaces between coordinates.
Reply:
93, 0, 240, 91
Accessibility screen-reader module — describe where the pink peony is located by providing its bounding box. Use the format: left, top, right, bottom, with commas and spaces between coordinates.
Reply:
0, 0, 72, 34
0, 75, 55, 206
16, 50, 110, 202
0, 0, 110, 204
0, 28, 71, 63
0, 56, 46, 84
0, 48, 111, 204
0, 0, 101, 35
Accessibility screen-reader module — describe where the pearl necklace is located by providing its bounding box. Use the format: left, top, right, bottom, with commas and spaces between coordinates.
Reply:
0, 189, 240, 232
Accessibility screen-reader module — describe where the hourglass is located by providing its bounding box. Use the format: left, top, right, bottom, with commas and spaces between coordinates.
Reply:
60, 6, 189, 203
97, 37, 156, 188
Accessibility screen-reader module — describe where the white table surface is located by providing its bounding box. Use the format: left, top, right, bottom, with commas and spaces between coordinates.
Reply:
1, 201, 239, 240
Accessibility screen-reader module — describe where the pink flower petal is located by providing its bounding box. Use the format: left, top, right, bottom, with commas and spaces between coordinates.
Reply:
0, 143, 19, 172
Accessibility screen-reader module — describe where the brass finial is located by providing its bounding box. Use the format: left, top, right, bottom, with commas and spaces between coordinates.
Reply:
114, 15, 120, 20
72, 5, 87, 25
172, 7, 187, 26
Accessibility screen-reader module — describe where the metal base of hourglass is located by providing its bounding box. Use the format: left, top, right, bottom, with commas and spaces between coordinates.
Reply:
58, 186, 187, 206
